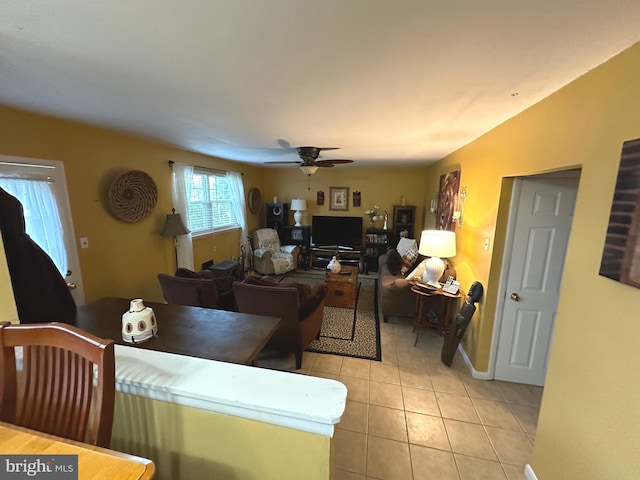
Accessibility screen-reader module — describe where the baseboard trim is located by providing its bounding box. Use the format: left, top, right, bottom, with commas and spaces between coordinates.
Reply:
457, 344, 494, 380
524, 464, 538, 480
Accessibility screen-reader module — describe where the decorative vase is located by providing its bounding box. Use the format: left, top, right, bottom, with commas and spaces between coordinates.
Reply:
327, 256, 342, 273
122, 298, 157, 344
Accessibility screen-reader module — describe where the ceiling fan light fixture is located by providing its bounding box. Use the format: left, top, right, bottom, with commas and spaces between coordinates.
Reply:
299, 165, 319, 175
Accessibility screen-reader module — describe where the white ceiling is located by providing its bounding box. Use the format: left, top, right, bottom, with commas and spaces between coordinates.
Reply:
2, 1, 640, 167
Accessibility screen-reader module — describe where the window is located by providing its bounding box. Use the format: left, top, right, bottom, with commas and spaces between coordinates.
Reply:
187, 169, 238, 235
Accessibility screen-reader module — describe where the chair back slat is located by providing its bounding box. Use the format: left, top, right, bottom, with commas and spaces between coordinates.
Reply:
0, 322, 115, 447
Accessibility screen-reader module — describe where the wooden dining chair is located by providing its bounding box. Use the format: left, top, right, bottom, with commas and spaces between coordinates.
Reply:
0, 321, 116, 448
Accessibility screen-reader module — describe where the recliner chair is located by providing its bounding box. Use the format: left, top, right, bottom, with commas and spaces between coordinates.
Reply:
252, 228, 299, 275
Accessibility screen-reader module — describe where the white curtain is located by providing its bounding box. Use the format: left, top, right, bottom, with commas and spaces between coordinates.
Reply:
227, 171, 251, 270
0, 178, 67, 275
171, 162, 194, 270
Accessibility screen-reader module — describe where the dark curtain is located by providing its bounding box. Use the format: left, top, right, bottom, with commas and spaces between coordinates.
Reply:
0, 187, 76, 324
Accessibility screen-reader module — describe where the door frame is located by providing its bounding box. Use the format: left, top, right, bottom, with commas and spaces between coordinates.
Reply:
0, 155, 85, 305
486, 169, 581, 383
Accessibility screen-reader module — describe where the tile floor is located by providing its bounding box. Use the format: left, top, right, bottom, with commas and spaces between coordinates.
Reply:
259, 315, 542, 480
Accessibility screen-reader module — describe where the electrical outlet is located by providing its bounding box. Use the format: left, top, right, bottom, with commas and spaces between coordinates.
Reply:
484, 238, 490, 251
80, 237, 89, 249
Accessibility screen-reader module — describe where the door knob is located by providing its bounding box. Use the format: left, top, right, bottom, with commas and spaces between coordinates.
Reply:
510, 293, 520, 301
67, 282, 77, 290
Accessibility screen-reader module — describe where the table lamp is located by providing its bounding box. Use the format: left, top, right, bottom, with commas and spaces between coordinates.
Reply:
290, 198, 307, 226
418, 230, 456, 288
161, 208, 191, 268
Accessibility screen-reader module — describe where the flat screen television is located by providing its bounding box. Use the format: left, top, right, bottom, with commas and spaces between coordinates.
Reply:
311, 216, 363, 248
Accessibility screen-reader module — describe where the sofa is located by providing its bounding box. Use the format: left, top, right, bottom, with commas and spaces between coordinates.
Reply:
233, 276, 328, 369
377, 251, 456, 323
157, 268, 236, 311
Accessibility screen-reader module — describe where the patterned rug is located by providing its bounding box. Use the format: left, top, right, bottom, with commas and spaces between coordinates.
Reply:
276, 271, 381, 361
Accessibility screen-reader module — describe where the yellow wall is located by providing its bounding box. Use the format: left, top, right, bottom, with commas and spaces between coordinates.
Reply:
428, 42, 640, 478
263, 165, 429, 235
0, 236, 18, 323
0, 104, 265, 303
112, 393, 331, 480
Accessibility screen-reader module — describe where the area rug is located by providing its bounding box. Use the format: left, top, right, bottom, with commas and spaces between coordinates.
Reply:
276, 271, 381, 361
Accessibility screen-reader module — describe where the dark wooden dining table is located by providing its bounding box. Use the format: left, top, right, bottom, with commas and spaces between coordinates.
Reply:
68, 297, 281, 365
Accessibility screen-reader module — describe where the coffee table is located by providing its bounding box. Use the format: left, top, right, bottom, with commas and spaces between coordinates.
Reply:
325, 266, 359, 308
68, 297, 281, 365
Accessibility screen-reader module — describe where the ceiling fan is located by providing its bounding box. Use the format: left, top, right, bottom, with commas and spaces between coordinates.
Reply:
265, 146, 354, 175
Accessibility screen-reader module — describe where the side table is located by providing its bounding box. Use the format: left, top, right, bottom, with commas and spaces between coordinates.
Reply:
410, 284, 464, 346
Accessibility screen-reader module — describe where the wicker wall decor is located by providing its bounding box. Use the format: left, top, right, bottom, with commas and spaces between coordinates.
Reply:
108, 170, 158, 222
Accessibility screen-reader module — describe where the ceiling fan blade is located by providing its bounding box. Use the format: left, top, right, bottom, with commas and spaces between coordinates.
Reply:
317, 163, 335, 168
264, 160, 301, 165
315, 159, 354, 166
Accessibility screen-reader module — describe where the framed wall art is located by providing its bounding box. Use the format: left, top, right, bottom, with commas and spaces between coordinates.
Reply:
353, 191, 361, 207
436, 170, 460, 231
329, 186, 349, 211
599, 137, 640, 288
317, 190, 325, 205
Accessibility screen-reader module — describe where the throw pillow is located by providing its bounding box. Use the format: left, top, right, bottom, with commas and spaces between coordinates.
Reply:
400, 245, 419, 275
404, 254, 426, 277
396, 237, 417, 257
407, 258, 428, 281
386, 249, 403, 276
175, 268, 201, 279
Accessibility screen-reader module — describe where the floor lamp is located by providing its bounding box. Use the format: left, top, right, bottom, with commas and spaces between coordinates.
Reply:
161, 209, 190, 269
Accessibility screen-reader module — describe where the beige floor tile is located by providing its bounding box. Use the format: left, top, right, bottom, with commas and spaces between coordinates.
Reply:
340, 375, 370, 403
509, 404, 539, 434
380, 350, 398, 365
502, 463, 528, 480
333, 429, 367, 475
369, 381, 404, 409
430, 370, 467, 395
312, 354, 344, 375
338, 400, 368, 434
471, 398, 522, 431
311, 371, 340, 381
444, 419, 498, 461
406, 412, 450, 451
396, 346, 428, 368
300, 351, 319, 370
402, 386, 441, 416
367, 436, 412, 480
341, 357, 371, 379
368, 405, 407, 442
437, 392, 481, 423
332, 468, 366, 480
370, 362, 401, 384
462, 378, 505, 402
495, 382, 540, 407
485, 426, 533, 466
456, 454, 507, 480
410, 444, 459, 480
399, 365, 433, 390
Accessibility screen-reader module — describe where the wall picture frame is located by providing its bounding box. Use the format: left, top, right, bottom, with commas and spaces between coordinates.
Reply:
436, 170, 460, 231
329, 186, 349, 211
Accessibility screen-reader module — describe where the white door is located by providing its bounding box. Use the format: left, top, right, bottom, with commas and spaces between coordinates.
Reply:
0, 156, 85, 305
494, 176, 578, 386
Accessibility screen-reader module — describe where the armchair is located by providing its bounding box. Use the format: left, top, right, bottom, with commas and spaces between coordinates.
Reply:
252, 228, 299, 275
233, 276, 327, 369
157, 268, 235, 311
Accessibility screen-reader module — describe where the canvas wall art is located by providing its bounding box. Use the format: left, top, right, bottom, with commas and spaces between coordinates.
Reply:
599, 137, 640, 288
436, 170, 460, 231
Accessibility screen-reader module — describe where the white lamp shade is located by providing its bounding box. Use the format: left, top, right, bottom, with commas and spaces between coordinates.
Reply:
299, 165, 319, 175
418, 230, 456, 258
418, 230, 456, 287
290, 198, 307, 211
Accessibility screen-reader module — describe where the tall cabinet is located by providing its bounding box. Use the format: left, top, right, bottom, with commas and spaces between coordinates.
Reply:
392, 205, 417, 240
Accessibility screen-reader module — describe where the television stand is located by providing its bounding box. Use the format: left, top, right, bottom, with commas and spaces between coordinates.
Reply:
310, 246, 364, 273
